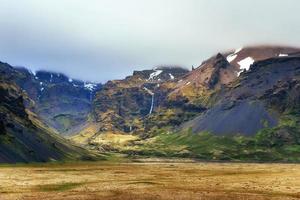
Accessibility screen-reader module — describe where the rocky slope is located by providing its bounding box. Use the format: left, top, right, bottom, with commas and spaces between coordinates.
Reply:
0, 62, 101, 135
0, 72, 97, 163
183, 55, 300, 135
169, 46, 300, 104
92, 67, 189, 135
72, 46, 300, 150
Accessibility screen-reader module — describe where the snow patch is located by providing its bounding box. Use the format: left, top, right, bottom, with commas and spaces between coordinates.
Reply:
29, 70, 36, 76
226, 47, 243, 63
237, 57, 254, 76
186, 82, 191, 85
39, 82, 43, 85
40, 87, 44, 92
169, 73, 175, 80
50, 74, 53, 82
227, 54, 237, 63
68, 78, 73, 82
84, 82, 97, 91
234, 47, 243, 54
279, 53, 288, 57
148, 70, 163, 80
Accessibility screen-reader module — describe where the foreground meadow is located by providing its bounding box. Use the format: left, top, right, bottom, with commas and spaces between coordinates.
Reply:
0, 160, 299, 200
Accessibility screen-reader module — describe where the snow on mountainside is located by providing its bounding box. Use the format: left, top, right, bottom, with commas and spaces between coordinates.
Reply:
183, 55, 300, 136
0, 63, 97, 163
0, 65, 102, 135
237, 57, 254, 76
148, 69, 163, 80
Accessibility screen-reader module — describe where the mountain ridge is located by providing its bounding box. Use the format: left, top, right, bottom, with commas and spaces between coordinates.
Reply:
1, 45, 300, 162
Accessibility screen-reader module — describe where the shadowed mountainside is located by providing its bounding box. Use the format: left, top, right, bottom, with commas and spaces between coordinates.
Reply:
0, 62, 101, 135
0, 66, 101, 163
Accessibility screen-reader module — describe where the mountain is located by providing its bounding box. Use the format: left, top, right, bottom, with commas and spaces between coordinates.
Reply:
91, 67, 189, 135
72, 46, 300, 140
183, 55, 300, 135
0, 62, 101, 135
169, 46, 300, 103
71, 45, 300, 162
0, 68, 98, 163
1, 45, 300, 162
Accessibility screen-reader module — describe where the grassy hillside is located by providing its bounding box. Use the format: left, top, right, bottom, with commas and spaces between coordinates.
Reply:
81, 111, 299, 162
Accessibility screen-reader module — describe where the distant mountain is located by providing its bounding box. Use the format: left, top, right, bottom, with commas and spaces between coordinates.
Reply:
0, 62, 101, 135
0, 68, 98, 163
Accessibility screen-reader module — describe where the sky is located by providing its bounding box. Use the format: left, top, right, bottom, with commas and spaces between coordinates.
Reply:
0, 0, 299, 82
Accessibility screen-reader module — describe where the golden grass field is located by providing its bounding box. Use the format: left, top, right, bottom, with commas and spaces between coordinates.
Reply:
0, 160, 300, 200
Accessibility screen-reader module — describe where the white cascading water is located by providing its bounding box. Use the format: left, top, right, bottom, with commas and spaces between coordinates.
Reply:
149, 94, 154, 115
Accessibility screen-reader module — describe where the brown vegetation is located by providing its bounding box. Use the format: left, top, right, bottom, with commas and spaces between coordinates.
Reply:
0, 161, 299, 200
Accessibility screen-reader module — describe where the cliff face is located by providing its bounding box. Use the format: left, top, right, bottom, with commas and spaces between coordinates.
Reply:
183, 56, 300, 135
92, 67, 189, 135
0, 72, 94, 163
0, 62, 101, 135
88, 46, 300, 139
2, 46, 300, 151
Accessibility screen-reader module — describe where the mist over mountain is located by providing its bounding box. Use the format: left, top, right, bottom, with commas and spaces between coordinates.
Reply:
1, 0, 300, 82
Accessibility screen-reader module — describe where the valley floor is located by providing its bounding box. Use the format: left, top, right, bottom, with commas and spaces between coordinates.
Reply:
0, 160, 300, 200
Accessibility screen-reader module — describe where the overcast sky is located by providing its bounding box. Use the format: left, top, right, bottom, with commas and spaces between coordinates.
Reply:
0, 0, 299, 82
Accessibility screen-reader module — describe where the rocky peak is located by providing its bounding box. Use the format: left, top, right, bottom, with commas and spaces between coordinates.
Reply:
130, 67, 188, 82
1, 62, 102, 135
35, 70, 69, 83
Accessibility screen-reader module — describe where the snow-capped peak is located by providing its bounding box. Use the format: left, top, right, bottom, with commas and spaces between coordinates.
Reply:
169, 73, 175, 80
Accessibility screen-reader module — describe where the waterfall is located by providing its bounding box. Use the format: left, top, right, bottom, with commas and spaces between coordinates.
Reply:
143, 87, 154, 115
149, 94, 154, 115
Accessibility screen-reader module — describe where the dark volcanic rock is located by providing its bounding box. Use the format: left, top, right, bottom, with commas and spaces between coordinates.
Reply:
185, 101, 278, 136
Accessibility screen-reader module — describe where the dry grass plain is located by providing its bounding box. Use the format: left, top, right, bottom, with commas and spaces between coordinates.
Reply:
0, 160, 300, 200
